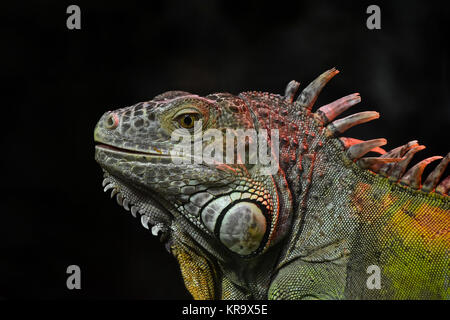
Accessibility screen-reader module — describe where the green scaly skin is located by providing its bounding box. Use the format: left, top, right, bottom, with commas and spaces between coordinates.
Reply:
94, 69, 449, 300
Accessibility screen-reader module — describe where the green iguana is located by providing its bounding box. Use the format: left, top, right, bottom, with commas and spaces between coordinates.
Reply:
94, 68, 449, 299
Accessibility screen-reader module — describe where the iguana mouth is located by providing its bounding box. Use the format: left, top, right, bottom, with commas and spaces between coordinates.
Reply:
95, 143, 171, 157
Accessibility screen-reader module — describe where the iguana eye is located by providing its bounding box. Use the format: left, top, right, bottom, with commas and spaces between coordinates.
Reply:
176, 113, 199, 129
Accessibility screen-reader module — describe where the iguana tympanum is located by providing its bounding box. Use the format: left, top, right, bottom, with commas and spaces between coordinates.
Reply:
94, 68, 449, 300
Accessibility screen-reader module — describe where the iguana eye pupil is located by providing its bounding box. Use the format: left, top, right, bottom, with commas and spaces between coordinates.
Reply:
183, 115, 192, 126
179, 114, 196, 128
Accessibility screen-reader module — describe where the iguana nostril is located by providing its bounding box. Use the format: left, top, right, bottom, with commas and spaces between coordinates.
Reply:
105, 113, 119, 129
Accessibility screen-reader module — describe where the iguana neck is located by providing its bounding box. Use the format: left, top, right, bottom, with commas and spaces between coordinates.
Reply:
275, 124, 358, 265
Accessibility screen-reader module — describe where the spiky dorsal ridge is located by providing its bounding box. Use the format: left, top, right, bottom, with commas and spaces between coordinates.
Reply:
246, 68, 450, 197
301, 69, 450, 196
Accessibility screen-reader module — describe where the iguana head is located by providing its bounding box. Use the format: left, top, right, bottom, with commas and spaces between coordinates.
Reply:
94, 90, 293, 266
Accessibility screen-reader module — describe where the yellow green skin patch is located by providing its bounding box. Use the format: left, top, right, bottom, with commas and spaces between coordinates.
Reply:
350, 176, 449, 299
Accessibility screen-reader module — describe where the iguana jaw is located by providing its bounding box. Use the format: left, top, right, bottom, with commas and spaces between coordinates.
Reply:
94, 140, 230, 260
95, 141, 180, 245
102, 170, 174, 242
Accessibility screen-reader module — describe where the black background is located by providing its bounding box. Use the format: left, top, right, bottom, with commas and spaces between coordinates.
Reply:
1, 0, 449, 299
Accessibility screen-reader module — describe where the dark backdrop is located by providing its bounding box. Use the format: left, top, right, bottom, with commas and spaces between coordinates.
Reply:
1, 0, 449, 299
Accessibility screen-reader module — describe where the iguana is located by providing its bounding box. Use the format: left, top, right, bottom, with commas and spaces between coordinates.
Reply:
94, 68, 449, 300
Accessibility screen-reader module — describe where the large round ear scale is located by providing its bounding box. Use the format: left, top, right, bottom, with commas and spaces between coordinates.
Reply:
217, 201, 268, 256
200, 194, 272, 257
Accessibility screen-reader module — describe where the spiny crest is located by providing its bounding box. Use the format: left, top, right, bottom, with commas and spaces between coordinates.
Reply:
282, 68, 449, 196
